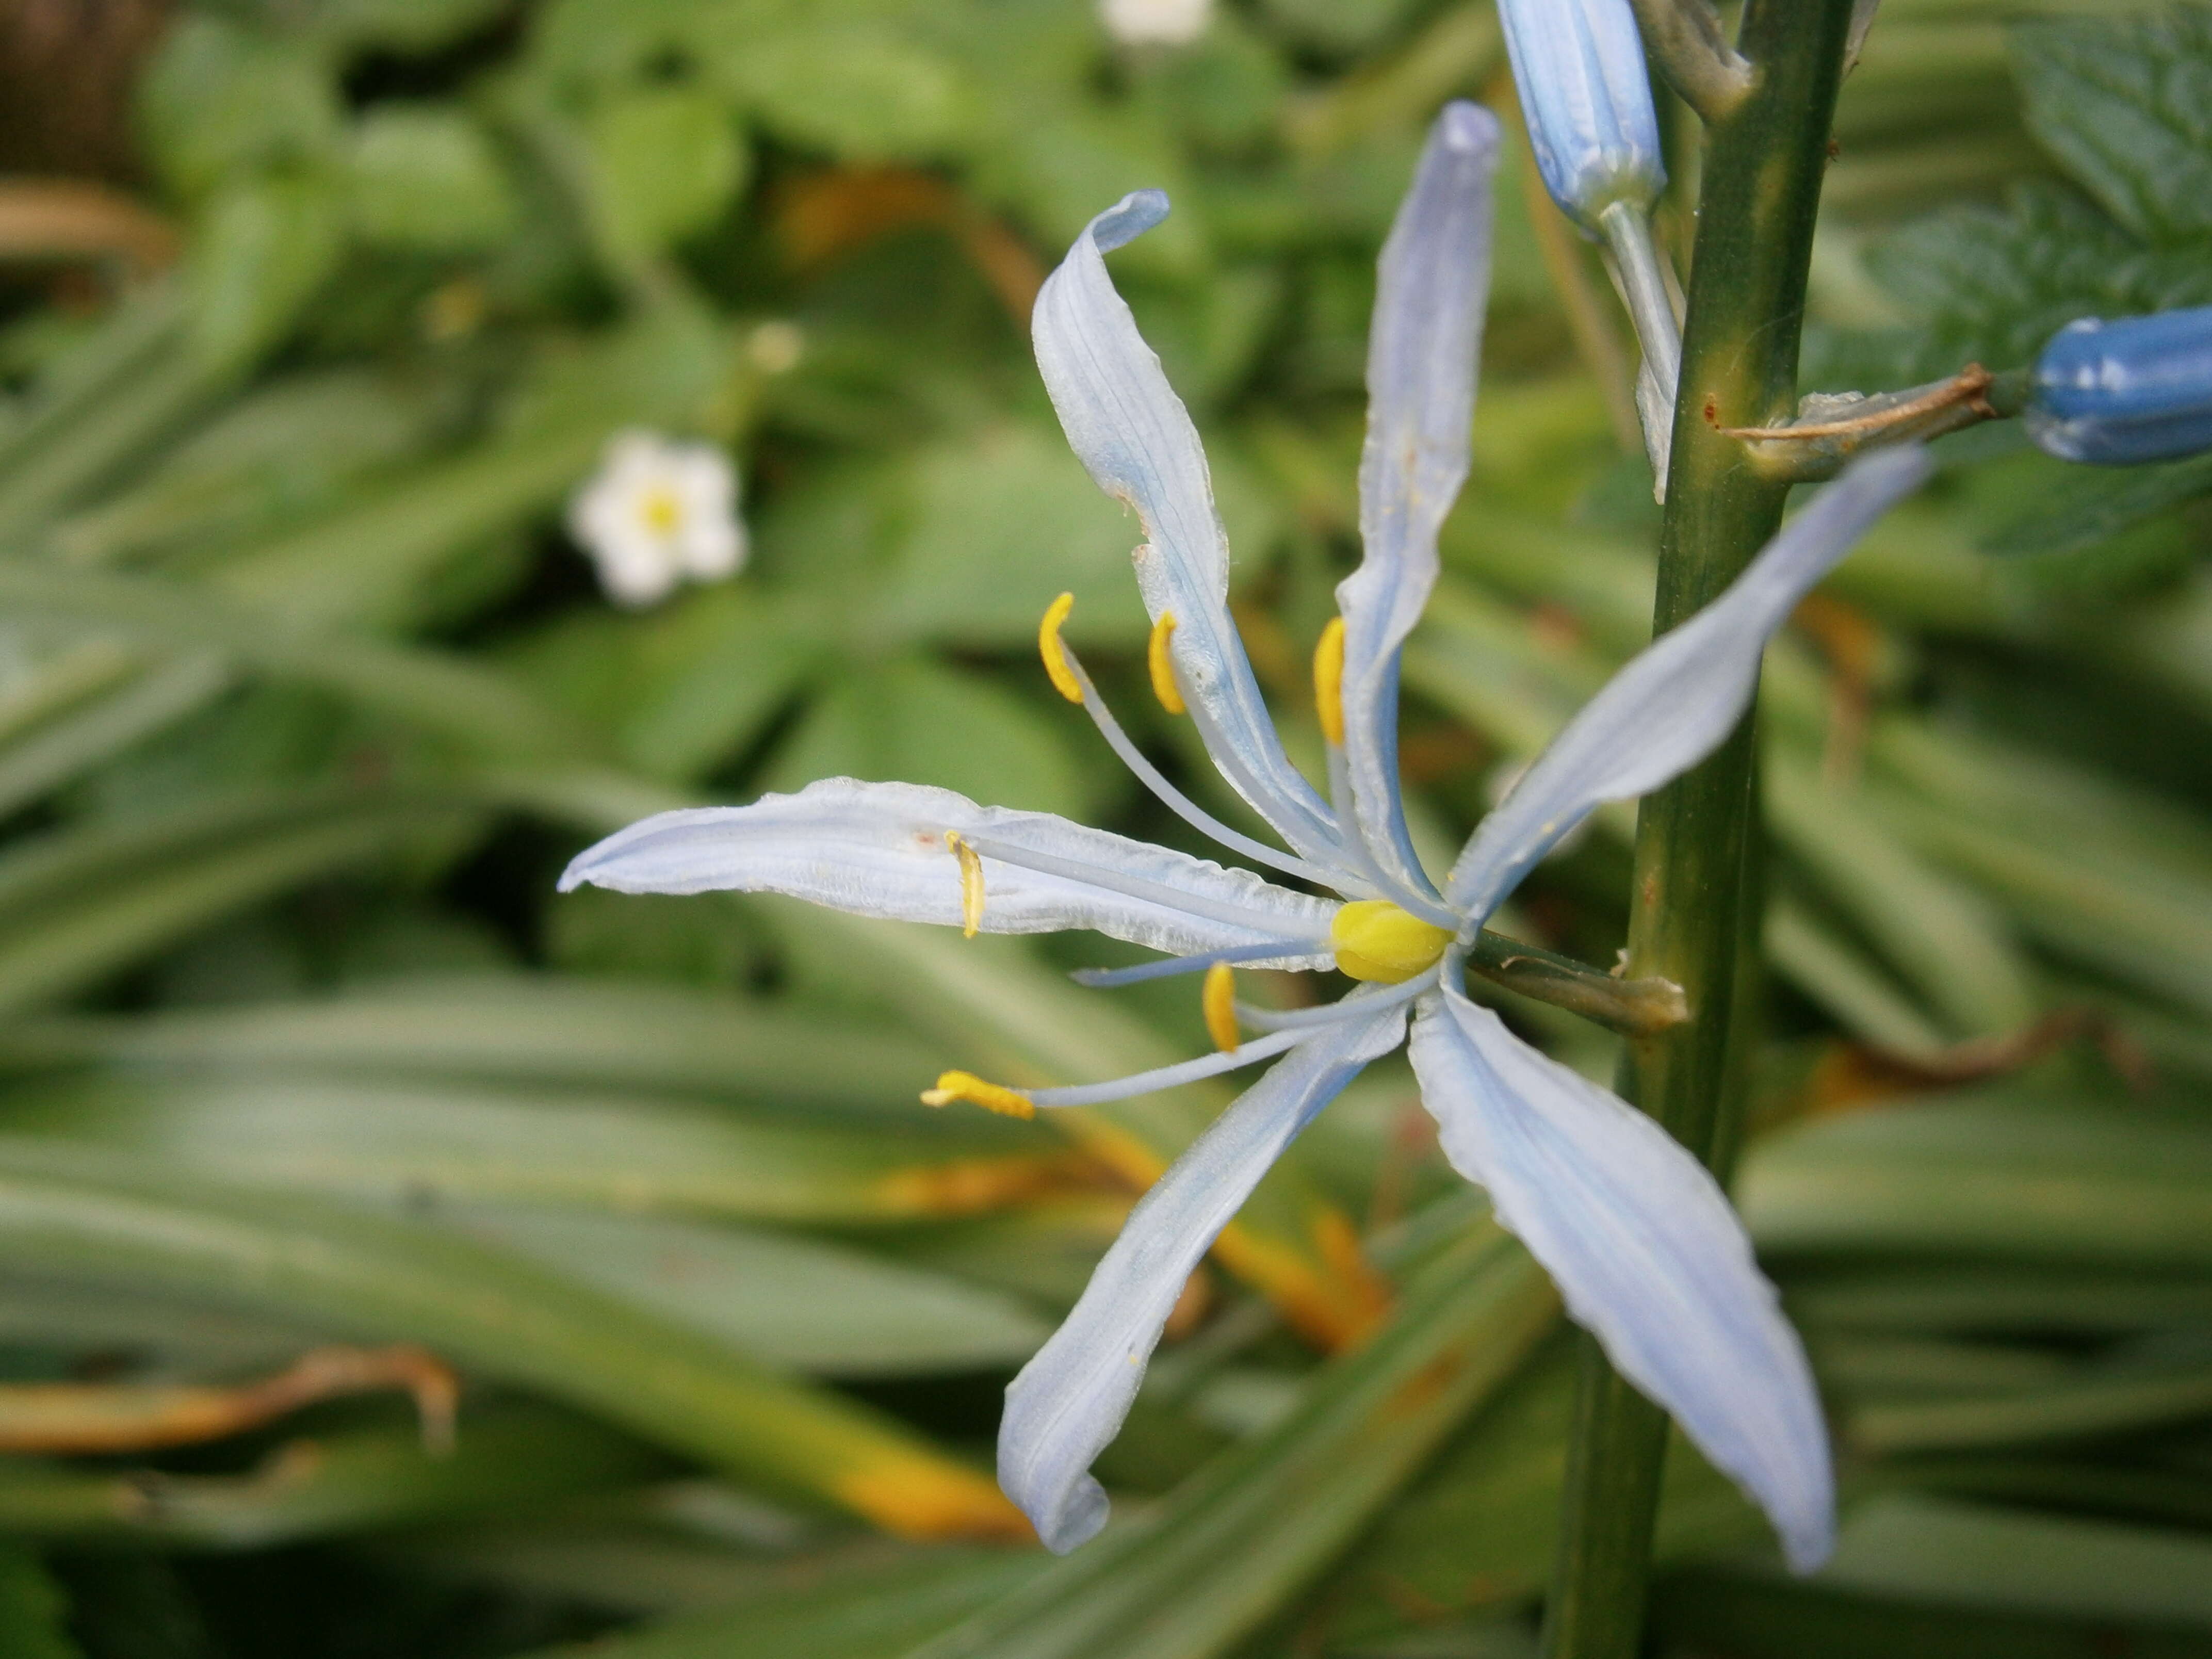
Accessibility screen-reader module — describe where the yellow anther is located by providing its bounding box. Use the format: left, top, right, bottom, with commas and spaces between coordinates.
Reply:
1330, 900, 1454, 984
945, 832, 985, 938
920, 1070, 1036, 1120
1201, 961, 1240, 1053
1038, 592, 1082, 704
1147, 612, 1187, 715
1314, 616, 1346, 746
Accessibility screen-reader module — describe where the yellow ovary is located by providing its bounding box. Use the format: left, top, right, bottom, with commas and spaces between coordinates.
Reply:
1147, 612, 1187, 714
1330, 899, 1454, 983
1313, 616, 1346, 746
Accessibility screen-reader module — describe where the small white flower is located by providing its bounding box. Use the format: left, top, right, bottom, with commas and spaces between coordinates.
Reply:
1101, 0, 1212, 47
566, 431, 747, 609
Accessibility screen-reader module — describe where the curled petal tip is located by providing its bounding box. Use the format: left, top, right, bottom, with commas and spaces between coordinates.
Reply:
1091, 189, 1171, 253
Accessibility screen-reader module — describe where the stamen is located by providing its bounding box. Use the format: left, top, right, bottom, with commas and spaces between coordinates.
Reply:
1181, 690, 1354, 880
1072, 940, 1311, 989
1202, 962, 1239, 1052
1051, 645, 1336, 888
1147, 613, 1187, 715
1234, 967, 1440, 1030
1314, 617, 1346, 747
1023, 1027, 1306, 1108
963, 831, 1336, 944
920, 1070, 1036, 1119
1038, 592, 1082, 704
945, 832, 985, 938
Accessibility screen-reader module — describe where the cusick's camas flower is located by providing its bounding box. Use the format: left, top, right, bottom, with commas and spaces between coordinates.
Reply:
561, 103, 1929, 1570
567, 431, 747, 608
2026, 304, 2212, 466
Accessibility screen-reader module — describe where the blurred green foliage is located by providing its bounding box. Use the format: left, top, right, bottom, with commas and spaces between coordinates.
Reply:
0, 0, 2203, 1655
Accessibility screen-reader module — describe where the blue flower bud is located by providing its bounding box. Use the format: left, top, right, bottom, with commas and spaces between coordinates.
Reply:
2027, 305, 2212, 466
1497, 0, 1665, 230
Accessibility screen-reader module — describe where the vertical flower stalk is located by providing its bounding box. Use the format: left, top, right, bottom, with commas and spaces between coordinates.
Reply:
1540, 6, 1860, 1659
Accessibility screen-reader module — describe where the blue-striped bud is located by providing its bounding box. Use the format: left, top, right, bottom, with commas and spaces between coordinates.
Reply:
1498, 0, 1665, 231
2027, 305, 2212, 466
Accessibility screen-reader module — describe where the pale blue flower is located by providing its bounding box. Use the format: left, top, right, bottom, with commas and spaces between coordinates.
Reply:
560, 102, 1930, 1573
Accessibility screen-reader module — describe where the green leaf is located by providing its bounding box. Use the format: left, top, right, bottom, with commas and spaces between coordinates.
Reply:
711, 26, 976, 161
0, 972, 952, 1120
1823, 1492, 2212, 1631
1766, 749, 2039, 1043
2011, 10, 2212, 245
296, 0, 513, 54
0, 1069, 1053, 1225
869, 426, 1154, 650
1978, 449, 2212, 562
1848, 184, 2212, 386
53, 367, 448, 567
0, 1546, 77, 1659
0, 789, 482, 1020
514, 1547, 1048, 1659
137, 16, 342, 198
0, 1404, 666, 1549
906, 1224, 1557, 1659
1314, 1339, 1762, 1649
0, 657, 231, 827
0, 1140, 1021, 1537
582, 89, 749, 261
0, 564, 587, 763
1741, 1093, 2212, 1274
503, 585, 823, 784
439, 1203, 1051, 1374
764, 656, 1098, 822
186, 172, 348, 373
347, 106, 522, 254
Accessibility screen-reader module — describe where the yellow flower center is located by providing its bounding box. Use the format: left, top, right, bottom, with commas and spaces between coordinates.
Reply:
639, 486, 682, 536
1330, 899, 1454, 983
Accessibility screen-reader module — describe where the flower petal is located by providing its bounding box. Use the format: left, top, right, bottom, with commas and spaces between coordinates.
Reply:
1032, 192, 1341, 865
560, 776, 1335, 966
1443, 447, 1932, 921
1337, 102, 1500, 897
1000, 998, 1409, 1551
1408, 982, 1833, 1570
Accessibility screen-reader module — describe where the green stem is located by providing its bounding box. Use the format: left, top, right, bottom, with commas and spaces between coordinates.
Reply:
1538, 6, 1857, 1658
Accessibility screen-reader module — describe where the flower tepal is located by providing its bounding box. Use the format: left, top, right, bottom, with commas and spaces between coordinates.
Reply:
567, 431, 747, 608
558, 100, 1932, 1572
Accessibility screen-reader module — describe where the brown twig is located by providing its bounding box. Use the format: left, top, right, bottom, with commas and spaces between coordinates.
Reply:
1718, 363, 1994, 441
0, 1344, 460, 1456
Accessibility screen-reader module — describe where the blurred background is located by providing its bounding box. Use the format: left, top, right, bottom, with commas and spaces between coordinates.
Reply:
0, 1, 2205, 1655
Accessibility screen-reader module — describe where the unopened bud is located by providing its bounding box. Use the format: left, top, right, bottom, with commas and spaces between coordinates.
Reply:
1498, 0, 1665, 231
2027, 306, 2212, 466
